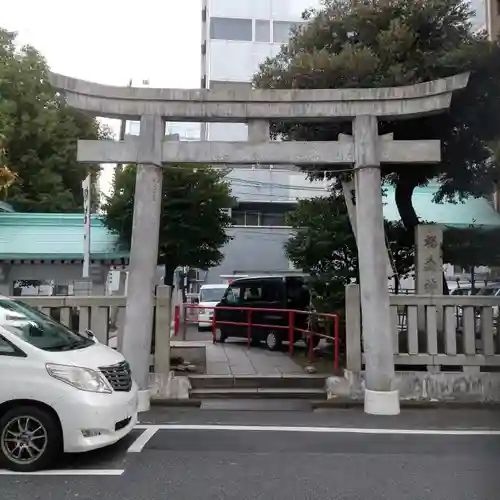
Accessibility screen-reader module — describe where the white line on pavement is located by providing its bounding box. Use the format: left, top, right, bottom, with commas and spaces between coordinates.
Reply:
134, 424, 500, 436
127, 427, 158, 452
0, 469, 124, 476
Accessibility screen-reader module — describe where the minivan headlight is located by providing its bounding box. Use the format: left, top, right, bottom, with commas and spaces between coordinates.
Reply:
46, 364, 112, 393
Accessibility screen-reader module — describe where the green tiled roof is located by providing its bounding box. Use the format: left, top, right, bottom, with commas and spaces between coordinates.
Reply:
0, 213, 128, 260
383, 184, 500, 228
1, 183, 499, 260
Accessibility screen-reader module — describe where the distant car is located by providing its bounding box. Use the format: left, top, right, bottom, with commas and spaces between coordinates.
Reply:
197, 284, 228, 331
450, 286, 481, 296
476, 284, 500, 297
476, 285, 500, 318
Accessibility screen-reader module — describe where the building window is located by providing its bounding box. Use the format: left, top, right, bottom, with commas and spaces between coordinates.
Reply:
210, 17, 253, 41
273, 21, 304, 43
245, 212, 260, 226
261, 213, 286, 226
232, 211, 288, 227
255, 20, 270, 42
232, 211, 246, 225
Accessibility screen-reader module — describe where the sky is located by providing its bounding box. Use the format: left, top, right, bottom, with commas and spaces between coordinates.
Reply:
1, 0, 203, 193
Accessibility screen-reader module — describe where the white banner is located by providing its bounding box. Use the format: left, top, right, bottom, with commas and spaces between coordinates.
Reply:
82, 174, 91, 278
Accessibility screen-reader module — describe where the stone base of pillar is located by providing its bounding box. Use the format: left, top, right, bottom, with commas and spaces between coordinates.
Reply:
364, 388, 400, 416
137, 389, 151, 412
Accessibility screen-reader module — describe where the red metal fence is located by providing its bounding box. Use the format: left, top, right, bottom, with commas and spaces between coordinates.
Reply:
174, 304, 339, 371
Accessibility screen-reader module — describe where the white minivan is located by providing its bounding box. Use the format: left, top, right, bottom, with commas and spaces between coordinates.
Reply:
197, 284, 228, 330
0, 297, 138, 472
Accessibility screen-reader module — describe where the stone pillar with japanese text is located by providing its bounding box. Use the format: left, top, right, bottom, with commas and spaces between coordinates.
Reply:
416, 225, 444, 295
415, 224, 444, 335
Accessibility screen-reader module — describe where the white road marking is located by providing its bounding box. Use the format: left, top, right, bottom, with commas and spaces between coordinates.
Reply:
127, 427, 158, 452
0, 469, 124, 476
134, 424, 500, 436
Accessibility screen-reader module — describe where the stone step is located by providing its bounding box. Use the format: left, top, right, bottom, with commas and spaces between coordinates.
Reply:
188, 374, 327, 390
189, 388, 326, 400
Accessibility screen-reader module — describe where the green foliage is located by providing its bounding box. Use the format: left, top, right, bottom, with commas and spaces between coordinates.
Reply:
443, 225, 500, 270
102, 164, 234, 285
285, 194, 414, 311
0, 28, 109, 212
254, 0, 500, 231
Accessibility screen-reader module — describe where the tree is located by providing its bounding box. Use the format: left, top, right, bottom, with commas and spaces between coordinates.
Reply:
254, 0, 500, 246
0, 28, 109, 212
285, 194, 414, 312
443, 224, 500, 291
102, 164, 234, 286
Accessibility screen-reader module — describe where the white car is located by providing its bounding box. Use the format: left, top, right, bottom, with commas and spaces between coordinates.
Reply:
0, 297, 138, 472
197, 284, 228, 330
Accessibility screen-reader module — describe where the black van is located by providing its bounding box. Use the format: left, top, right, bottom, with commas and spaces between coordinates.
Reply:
214, 275, 319, 351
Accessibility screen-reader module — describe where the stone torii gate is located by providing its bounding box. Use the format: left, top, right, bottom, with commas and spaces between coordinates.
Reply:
50, 72, 469, 415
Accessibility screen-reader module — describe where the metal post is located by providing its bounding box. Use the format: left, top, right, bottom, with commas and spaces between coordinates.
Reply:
288, 310, 295, 356
353, 115, 399, 415
121, 114, 164, 412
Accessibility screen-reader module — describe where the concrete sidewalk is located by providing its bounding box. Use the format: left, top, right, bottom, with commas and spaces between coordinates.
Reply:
206, 341, 305, 376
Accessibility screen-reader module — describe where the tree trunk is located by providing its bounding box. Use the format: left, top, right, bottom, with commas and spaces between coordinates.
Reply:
162, 261, 177, 288
394, 178, 449, 295
470, 265, 476, 293
394, 275, 400, 295
341, 178, 394, 279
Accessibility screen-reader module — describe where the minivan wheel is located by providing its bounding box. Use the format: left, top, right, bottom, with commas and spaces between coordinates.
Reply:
0, 406, 62, 472
266, 331, 282, 351
218, 328, 228, 343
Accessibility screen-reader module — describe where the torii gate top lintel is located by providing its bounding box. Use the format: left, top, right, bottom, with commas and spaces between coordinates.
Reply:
49, 72, 470, 122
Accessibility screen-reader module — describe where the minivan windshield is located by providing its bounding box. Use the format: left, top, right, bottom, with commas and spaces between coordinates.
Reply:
200, 287, 227, 303
0, 299, 93, 351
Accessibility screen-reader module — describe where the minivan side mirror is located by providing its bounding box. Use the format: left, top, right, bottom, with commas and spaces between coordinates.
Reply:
85, 329, 97, 342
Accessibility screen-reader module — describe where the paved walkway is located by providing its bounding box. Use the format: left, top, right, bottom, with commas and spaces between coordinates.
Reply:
206, 341, 304, 376
175, 325, 314, 376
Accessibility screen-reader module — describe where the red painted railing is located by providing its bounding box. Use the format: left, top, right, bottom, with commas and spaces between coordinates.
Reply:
177, 304, 340, 371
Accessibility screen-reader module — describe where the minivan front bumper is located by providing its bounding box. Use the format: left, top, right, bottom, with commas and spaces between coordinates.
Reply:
55, 382, 139, 453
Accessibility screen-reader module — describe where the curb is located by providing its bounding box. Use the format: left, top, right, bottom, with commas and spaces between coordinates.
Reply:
312, 399, 500, 410
151, 399, 202, 408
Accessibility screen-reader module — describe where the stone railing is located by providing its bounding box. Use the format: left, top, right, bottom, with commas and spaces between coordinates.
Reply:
345, 284, 500, 373
11, 287, 173, 352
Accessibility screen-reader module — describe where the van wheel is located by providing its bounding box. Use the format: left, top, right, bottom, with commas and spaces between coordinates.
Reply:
218, 328, 228, 343
266, 331, 282, 351
0, 406, 62, 472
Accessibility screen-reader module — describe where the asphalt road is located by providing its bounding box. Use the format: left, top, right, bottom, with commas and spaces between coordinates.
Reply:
1, 408, 499, 500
